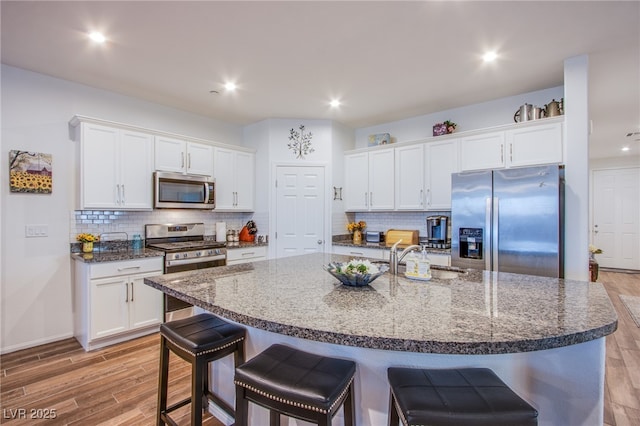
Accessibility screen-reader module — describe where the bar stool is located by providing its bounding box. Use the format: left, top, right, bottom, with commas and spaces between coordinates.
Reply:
157, 313, 246, 425
387, 367, 538, 426
234, 344, 356, 426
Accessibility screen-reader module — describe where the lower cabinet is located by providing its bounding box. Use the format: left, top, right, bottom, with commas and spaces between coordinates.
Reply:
226, 246, 268, 265
332, 245, 387, 260
74, 257, 163, 351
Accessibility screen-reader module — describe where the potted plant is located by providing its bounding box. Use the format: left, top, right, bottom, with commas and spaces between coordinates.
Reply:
77, 233, 99, 253
347, 221, 366, 244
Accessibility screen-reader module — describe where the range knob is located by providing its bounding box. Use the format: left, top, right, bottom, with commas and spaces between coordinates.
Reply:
173, 254, 180, 260
195, 251, 202, 257
182, 253, 188, 258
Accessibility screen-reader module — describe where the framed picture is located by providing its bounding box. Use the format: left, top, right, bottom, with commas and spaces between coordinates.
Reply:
368, 133, 391, 146
9, 150, 53, 194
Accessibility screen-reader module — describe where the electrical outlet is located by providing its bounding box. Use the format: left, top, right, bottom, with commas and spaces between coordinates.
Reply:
25, 224, 48, 238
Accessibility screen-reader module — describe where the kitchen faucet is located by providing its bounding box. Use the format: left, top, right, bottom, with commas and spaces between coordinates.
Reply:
389, 240, 422, 275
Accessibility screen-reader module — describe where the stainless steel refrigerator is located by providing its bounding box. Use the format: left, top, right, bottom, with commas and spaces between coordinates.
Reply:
451, 164, 564, 278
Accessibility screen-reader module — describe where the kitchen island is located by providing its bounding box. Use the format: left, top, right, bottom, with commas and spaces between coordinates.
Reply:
144, 252, 617, 426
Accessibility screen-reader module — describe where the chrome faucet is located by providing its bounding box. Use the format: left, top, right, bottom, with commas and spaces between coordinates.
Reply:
389, 240, 422, 275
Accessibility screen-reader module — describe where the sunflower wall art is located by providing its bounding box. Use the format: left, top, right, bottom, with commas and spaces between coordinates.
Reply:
9, 150, 53, 194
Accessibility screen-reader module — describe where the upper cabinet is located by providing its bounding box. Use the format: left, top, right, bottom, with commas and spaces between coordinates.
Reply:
72, 121, 154, 210
395, 144, 425, 210
459, 119, 563, 171
155, 136, 213, 177
425, 139, 458, 210
213, 147, 255, 211
394, 139, 458, 211
345, 148, 394, 211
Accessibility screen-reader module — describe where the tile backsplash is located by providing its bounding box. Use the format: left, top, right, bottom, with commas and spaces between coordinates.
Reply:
70, 210, 265, 242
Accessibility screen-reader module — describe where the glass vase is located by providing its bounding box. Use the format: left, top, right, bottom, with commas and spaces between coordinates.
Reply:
353, 230, 362, 244
82, 242, 93, 253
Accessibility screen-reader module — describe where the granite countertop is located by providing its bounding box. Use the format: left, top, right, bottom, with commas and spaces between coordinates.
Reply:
71, 247, 164, 263
143, 252, 617, 355
332, 240, 451, 255
226, 241, 269, 249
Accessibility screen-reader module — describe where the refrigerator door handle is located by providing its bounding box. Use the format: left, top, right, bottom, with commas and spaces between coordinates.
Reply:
485, 197, 492, 271
492, 197, 499, 272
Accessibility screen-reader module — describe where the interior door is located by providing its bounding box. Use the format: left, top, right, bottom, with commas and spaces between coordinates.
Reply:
275, 166, 325, 258
592, 168, 640, 270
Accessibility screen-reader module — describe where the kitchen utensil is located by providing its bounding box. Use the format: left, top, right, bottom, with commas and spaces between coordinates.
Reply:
514, 104, 534, 122
215, 222, 227, 242
544, 99, 562, 117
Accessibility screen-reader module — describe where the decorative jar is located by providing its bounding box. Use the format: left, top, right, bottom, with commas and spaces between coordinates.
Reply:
82, 242, 93, 253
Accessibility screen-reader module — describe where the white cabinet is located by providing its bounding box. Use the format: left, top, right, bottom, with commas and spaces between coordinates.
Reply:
459, 131, 506, 171
395, 144, 425, 210
155, 136, 214, 177
460, 120, 563, 171
425, 140, 458, 210
333, 245, 387, 260
226, 246, 267, 265
345, 148, 394, 211
505, 121, 563, 167
75, 122, 154, 210
213, 147, 255, 211
395, 140, 458, 211
74, 257, 163, 351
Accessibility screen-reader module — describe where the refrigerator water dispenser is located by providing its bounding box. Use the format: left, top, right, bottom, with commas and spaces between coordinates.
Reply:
459, 228, 483, 259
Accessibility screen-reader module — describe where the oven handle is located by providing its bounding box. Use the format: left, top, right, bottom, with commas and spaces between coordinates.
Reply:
165, 255, 226, 267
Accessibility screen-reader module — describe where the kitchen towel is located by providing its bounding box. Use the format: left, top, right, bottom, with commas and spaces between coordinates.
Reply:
216, 222, 227, 242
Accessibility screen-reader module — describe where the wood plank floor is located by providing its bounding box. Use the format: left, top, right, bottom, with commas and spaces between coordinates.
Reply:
0, 270, 638, 425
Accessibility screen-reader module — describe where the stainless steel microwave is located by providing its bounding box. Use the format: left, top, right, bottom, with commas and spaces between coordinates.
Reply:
154, 171, 215, 209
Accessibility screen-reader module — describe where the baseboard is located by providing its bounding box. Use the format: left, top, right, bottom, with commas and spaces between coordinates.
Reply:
0, 332, 75, 355
600, 267, 640, 274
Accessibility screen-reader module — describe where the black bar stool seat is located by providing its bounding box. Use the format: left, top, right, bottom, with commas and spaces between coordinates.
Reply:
234, 344, 356, 426
157, 313, 246, 426
387, 367, 538, 426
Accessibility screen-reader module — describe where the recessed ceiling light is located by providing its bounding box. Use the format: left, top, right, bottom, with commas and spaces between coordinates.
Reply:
621, 146, 630, 152
330, 100, 341, 108
482, 51, 498, 62
224, 82, 237, 91
88, 31, 106, 43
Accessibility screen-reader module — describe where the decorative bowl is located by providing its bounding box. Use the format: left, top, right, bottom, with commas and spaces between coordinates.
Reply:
323, 261, 389, 287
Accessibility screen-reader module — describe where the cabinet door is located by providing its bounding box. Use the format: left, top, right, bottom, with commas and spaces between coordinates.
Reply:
213, 147, 236, 209
129, 274, 163, 330
81, 123, 119, 209
186, 142, 214, 176
426, 140, 458, 210
368, 149, 394, 210
395, 144, 425, 210
344, 152, 369, 211
234, 151, 255, 211
90, 276, 129, 339
120, 130, 154, 209
155, 136, 185, 173
459, 131, 505, 171
506, 122, 563, 167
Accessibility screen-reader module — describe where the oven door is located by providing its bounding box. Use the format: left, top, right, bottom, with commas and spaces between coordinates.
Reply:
163, 255, 226, 317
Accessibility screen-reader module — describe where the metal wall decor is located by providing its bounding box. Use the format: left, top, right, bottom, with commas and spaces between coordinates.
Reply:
288, 125, 314, 159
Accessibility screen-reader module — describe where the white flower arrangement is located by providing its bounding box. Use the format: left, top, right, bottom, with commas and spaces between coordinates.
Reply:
338, 259, 380, 275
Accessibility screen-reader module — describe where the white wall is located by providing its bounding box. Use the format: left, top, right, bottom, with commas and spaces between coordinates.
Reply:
355, 86, 564, 147
0, 65, 243, 353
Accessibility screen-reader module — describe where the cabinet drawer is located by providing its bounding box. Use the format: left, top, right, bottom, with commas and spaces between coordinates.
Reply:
89, 257, 163, 279
227, 246, 267, 263
332, 245, 386, 260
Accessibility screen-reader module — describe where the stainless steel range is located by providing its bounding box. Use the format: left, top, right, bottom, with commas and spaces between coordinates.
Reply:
145, 222, 226, 318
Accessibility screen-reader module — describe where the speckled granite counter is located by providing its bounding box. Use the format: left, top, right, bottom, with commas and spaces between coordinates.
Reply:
145, 252, 618, 425
144, 252, 616, 355
71, 247, 163, 263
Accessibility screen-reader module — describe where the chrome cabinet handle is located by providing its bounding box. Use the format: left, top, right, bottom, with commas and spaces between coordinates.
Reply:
370, 192, 373, 206
510, 143, 513, 162
116, 184, 121, 204
364, 192, 368, 207
500, 144, 504, 164
188, 153, 191, 169
426, 189, 431, 206
125, 282, 129, 303
181, 152, 185, 168
130, 282, 134, 302
420, 189, 424, 206
121, 184, 125, 204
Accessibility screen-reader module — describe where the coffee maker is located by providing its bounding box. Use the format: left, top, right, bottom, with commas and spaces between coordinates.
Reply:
426, 215, 451, 248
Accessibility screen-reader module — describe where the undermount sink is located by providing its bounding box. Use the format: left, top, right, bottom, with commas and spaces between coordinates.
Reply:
372, 261, 467, 279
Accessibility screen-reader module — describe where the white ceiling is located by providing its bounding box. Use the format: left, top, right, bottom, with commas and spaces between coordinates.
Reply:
1, 1, 639, 159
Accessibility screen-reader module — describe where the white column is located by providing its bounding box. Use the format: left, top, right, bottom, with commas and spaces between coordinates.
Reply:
563, 55, 590, 281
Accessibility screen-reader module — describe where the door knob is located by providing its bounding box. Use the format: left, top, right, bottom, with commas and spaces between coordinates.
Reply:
317, 240, 323, 245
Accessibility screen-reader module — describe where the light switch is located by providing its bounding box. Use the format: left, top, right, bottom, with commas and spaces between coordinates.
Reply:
25, 224, 48, 238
